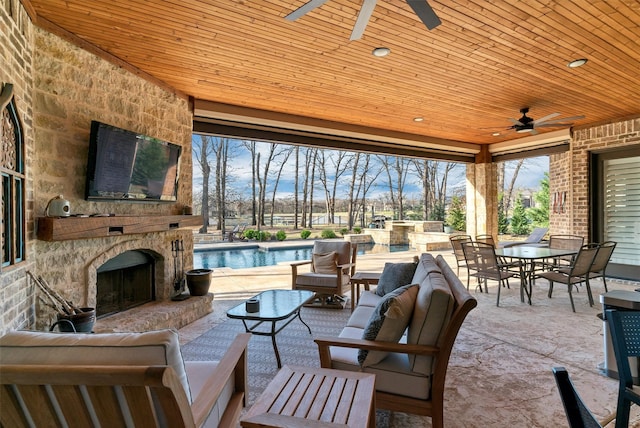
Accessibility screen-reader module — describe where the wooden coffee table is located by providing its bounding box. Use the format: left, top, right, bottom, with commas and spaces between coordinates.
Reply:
241, 365, 376, 428
226, 289, 315, 368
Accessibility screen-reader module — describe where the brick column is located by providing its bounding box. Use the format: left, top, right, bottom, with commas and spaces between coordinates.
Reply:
466, 146, 498, 240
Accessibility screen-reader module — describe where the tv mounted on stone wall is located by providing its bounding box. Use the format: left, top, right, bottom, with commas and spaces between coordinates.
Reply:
85, 121, 181, 202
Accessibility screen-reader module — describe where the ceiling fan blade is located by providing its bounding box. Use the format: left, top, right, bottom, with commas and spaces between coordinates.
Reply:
405, 0, 441, 30
285, 0, 330, 21
538, 115, 586, 125
532, 112, 560, 124
350, 0, 377, 41
536, 123, 575, 128
508, 118, 523, 126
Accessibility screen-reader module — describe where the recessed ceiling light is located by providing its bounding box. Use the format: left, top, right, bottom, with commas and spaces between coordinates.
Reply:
568, 58, 588, 68
492, 132, 501, 136
372, 47, 391, 57
413, 117, 424, 122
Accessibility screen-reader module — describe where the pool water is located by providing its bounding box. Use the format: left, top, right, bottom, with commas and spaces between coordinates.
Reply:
193, 243, 409, 270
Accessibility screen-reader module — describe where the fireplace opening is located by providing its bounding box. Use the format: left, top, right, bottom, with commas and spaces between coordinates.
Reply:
96, 250, 155, 317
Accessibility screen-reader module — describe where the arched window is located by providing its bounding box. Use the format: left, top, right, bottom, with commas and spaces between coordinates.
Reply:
1, 83, 25, 269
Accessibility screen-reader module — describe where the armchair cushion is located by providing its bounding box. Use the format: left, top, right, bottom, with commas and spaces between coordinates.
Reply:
375, 262, 419, 296
358, 284, 418, 367
312, 251, 338, 274
0, 329, 192, 403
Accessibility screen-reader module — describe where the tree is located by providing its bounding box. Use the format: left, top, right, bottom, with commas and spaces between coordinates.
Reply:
447, 195, 466, 231
510, 195, 530, 235
528, 173, 550, 227
211, 137, 235, 234
193, 135, 212, 233
498, 194, 509, 234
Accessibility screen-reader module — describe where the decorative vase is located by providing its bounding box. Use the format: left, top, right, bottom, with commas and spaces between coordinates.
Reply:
186, 269, 213, 296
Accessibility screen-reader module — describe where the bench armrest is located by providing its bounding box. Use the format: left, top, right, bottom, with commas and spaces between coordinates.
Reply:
290, 260, 312, 267
314, 336, 440, 368
191, 333, 251, 427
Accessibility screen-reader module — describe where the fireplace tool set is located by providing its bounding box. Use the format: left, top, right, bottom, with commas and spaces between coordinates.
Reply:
171, 239, 190, 301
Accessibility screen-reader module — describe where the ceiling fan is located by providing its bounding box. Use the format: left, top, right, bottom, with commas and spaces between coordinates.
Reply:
502, 108, 585, 135
285, 0, 441, 41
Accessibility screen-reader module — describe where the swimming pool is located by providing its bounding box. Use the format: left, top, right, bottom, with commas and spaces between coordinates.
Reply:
193, 243, 410, 270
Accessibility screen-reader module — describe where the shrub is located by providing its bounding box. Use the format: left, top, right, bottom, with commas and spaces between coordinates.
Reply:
321, 229, 337, 239
339, 228, 349, 236
300, 229, 311, 239
276, 230, 287, 241
243, 229, 257, 240
353, 227, 362, 234
256, 231, 271, 241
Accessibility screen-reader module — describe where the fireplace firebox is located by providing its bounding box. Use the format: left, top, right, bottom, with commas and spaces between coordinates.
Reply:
96, 250, 155, 317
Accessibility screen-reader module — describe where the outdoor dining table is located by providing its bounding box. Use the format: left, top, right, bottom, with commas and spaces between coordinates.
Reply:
495, 245, 579, 305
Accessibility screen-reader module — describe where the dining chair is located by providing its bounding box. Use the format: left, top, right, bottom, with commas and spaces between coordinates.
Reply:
475, 234, 495, 246
462, 241, 522, 306
586, 241, 617, 293
538, 244, 599, 312
449, 234, 472, 276
552, 367, 602, 428
546, 234, 585, 269
476, 234, 520, 270
605, 309, 640, 428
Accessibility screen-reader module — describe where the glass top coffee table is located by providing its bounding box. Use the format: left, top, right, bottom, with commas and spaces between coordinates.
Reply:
226, 289, 315, 368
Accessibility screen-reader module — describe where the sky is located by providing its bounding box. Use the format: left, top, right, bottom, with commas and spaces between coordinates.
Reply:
190, 135, 548, 201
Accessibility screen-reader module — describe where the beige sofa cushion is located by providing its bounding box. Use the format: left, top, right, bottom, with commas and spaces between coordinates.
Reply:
0, 329, 192, 403
359, 284, 418, 367
407, 268, 454, 375
330, 327, 431, 401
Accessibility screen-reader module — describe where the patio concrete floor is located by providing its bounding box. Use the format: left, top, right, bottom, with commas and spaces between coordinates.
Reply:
179, 242, 640, 427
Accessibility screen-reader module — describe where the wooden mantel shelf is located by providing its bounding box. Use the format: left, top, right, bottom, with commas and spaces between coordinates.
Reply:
37, 215, 203, 241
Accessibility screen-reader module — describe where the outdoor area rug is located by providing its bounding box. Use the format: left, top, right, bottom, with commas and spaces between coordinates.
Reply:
181, 304, 396, 427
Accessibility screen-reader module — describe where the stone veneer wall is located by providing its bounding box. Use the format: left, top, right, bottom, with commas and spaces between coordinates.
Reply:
1, 0, 37, 333
549, 118, 640, 238
1, 1, 196, 334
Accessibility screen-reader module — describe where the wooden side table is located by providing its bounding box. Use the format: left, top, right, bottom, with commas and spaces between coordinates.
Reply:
241, 365, 376, 428
350, 271, 381, 311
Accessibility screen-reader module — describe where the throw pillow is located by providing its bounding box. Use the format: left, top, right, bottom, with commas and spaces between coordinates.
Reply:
358, 283, 419, 367
312, 251, 338, 274
375, 262, 418, 296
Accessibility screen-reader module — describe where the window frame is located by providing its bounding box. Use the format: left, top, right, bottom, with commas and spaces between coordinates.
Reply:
1, 85, 26, 270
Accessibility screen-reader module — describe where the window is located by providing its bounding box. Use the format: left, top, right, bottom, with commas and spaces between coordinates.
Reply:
592, 146, 640, 281
1, 84, 25, 269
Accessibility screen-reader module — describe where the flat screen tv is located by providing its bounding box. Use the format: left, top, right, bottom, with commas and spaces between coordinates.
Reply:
85, 121, 181, 202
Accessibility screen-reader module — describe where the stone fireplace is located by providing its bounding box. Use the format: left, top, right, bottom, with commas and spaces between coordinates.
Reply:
32, 217, 212, 333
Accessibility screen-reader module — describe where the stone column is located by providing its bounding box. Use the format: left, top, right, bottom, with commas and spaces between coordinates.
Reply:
466, 146, 498, 240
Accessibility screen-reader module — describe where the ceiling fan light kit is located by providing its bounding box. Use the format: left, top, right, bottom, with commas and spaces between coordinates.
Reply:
286, 0, 441, 41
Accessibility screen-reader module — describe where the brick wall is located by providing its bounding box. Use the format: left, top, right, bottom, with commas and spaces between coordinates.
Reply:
1, 0, 37, 333
1, 2, 195, 334
550, 118, 640, 238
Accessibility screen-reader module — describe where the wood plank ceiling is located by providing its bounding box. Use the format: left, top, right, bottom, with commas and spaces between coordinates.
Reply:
25, 0, 640, 158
